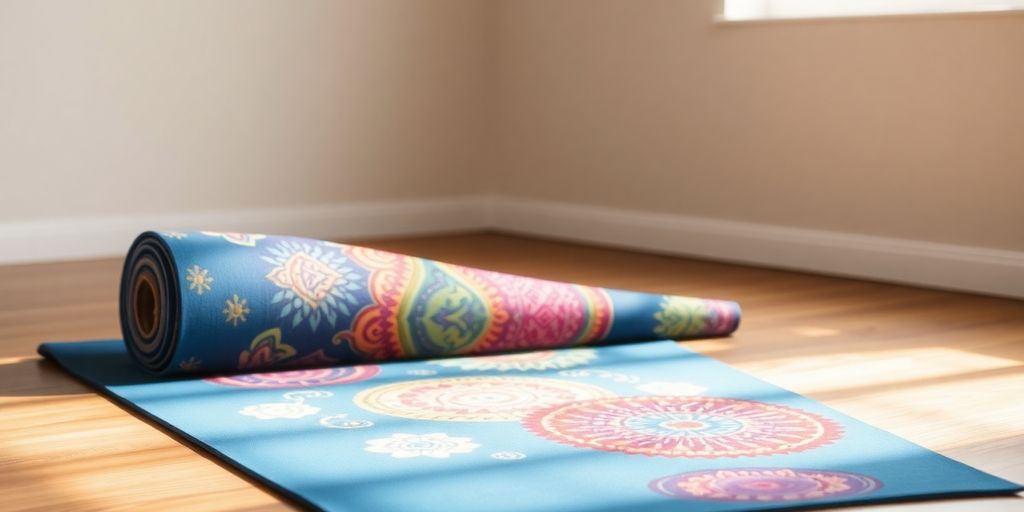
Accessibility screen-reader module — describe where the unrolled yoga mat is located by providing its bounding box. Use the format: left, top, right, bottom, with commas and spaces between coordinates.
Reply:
38, 232, 1022, 512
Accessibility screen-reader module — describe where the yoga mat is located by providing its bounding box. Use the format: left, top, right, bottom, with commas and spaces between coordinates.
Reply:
40, 341, 1021, 512
118, 231, 740, 375
38, 231, 1021, 511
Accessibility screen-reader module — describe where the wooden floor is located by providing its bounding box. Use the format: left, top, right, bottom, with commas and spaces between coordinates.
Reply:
1, 232, 1022, 511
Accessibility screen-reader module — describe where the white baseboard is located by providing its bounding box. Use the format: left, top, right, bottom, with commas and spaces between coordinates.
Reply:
485, 196, 1024, 300
1, 194, 1021, 299
0, 196, 489, 266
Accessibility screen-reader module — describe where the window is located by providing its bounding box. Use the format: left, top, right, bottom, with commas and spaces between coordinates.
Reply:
722, 0, 1024, 21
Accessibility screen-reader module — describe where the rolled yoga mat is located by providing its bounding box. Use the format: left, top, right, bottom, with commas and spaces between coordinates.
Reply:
121, 231, 740, 375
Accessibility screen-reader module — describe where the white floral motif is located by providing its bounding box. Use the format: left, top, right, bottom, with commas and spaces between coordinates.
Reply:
239, 390, 332, 420
365, 433, 479, 459
239, 402, 320, 420
635, 381, 708, 396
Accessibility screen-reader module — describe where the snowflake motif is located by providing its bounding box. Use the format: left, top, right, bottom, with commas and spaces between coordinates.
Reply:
262, 240, 366, 331
239, 402, 320, 420
635, 381, 708, 396
365, 433, 480, 459
185, 265, 213, 295
223, 294, 251, 326
178, 357, 202, 372
161, 231, 188, 239
490, 451, 527, 460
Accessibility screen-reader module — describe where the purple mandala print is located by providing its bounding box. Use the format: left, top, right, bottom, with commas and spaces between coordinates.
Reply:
650, 468, 882, 502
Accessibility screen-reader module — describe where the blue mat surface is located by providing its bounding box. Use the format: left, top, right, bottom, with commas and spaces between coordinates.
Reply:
40, 339, 1021, 512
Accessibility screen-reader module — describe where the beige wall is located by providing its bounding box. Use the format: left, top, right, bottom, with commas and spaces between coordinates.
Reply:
0, 0, 490, 222
3, 1, 1022, 252
492, 1, 1024, 250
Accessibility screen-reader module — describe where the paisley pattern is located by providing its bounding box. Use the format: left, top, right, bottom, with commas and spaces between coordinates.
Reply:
398, 261, 496, 355
237, 328, 296, 370
333, 249, 510, 360
333, 246, 618, 362
650, 468, 882, 502
524, 396, 842, 458
353, 376, 614, 422
205, 365, 380, 388
263, 240, 368, 331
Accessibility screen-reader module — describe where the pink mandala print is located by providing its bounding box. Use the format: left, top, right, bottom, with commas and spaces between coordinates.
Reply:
205, 365, 381, 388
524, 396, 842, 458
650, 468, 881, 502
353, 376, 614, 422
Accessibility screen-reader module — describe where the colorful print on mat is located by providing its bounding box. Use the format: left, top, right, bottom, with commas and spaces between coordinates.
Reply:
332, 246, 615, 360
524, 395, 842, 458
206, 365, 381, 389
38, 339, 1024, 512
353, 376, 613, 422
650, 468, 882, 502
117, 231, 740, 375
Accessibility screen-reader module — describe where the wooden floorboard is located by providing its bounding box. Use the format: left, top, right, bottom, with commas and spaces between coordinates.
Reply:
1, 232, 1021, 511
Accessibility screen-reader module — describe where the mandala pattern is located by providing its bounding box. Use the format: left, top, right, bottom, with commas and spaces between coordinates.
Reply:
655, 297, 739, 339
333, 246, 614, 361
650, 468, 882, 502
365, 433, 479, 459
430, 348, 597, 372
263, 240, 368, 331
524, 396, 842, 458
185, 264, 213, 295
205, 364, 381, 388
354, 376, 614, 422
200, 231, 266, 247
223, 294, 250, 326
